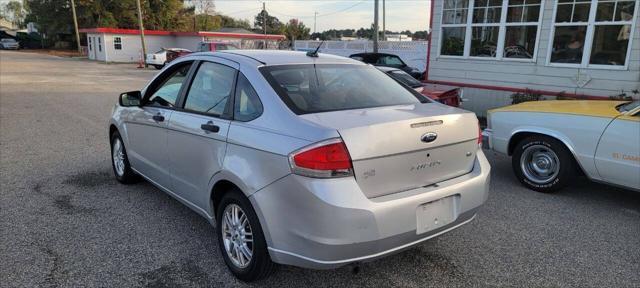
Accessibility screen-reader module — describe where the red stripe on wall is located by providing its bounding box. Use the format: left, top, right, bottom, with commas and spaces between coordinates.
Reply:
425, 80, 609, 100
78, 28, 286, 40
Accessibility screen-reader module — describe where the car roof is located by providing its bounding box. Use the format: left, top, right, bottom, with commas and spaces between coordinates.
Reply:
220, 50, 364, 66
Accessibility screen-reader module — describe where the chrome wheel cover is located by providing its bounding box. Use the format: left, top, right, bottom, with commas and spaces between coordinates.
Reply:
520, 144, 560, 184
221, 204, 253, 268
112, 138, 125, 176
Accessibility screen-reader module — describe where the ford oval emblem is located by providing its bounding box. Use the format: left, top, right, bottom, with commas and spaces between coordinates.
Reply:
421, 132, 438, 143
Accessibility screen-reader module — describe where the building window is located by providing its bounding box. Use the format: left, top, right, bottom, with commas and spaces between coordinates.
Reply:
504, 0, 542, 59
470, 0, 501, 57
114, 37, 122, 50
98, 37, 102, 52
439, 0, 543, 60
88, 37, 92, 51
549, 0, 637, 67
441, 0, 469, 56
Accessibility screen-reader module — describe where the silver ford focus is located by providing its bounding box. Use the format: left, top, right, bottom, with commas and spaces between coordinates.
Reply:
109, 50, 490, 281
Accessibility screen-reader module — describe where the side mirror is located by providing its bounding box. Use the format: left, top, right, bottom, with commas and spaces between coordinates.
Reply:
119, 91, 142, 107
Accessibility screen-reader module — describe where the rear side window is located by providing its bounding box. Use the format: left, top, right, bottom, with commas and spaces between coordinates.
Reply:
379, 55, 404, 66
234, 74, 263, 122
184, 62, 236, 116
260, 64, 425, 114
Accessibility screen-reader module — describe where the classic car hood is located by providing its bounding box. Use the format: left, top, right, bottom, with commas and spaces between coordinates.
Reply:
490, 100, 626, 118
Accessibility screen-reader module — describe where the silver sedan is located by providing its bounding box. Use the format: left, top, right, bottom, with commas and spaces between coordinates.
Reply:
109, 50, 490, 281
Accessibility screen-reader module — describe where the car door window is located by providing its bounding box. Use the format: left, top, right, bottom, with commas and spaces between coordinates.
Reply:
147, 62, 192, 108
234, 73, 263, 122
183, 62, 236, 116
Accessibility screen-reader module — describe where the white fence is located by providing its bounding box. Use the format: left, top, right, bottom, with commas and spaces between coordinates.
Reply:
294, 40, 429, 71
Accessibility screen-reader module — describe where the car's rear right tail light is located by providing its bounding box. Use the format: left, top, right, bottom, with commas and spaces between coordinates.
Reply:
289, 138, 353, 178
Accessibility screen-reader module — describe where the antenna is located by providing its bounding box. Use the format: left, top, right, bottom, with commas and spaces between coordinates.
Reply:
306, 40, 324, 57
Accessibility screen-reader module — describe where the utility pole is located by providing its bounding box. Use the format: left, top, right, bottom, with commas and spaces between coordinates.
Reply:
382, 0, 386, 41
70, 0, 81, 54
263, 2, 267, 49
373, 0, 379, 53
136, 0, 147, 67
314, 11, 318, 34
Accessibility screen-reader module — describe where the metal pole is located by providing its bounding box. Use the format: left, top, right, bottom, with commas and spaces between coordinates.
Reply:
70, 0, 82, 54
314, 12, 317, 34
382, 0, 386, 41
373, 0, 379, 53
263, 2, 267, 49
136, 0, 147, 67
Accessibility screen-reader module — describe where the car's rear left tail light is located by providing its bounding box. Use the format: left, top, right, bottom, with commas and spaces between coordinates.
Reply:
289, 138, 353, 178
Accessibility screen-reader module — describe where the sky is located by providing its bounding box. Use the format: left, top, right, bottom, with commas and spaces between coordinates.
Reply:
215, 0, 431, 32
0, 0, 431, 32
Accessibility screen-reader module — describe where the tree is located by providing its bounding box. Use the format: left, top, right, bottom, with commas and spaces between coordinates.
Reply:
143, 0, 194, 31
253, 9, 282, 34
218, 14, 251, 30
413, 30, 429, 40
3, 1, 26, 28
24, 0, 73, 46
283, 18, 309, 42
187, 0, 215, 31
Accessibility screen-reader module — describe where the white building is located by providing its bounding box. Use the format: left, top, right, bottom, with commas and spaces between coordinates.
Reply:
385, 34, 413, 41
79, 28, 286, 63
426, 0, 640, 115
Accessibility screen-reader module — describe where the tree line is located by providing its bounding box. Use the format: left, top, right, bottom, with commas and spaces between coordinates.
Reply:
1, 0, 426, 48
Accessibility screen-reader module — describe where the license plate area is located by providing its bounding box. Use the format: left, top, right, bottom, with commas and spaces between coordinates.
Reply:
416, 195, 460, 234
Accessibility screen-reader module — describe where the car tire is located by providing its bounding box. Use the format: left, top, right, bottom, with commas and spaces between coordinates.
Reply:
153, 65, 163, 70
110, 131, 138, 184
512, 135, 575, 193
216, 188, 276, 281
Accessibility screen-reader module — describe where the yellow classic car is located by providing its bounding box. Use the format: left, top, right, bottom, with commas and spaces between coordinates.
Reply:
482, 100, 640, 192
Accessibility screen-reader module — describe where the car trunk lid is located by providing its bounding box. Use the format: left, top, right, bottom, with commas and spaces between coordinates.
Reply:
300, 104, 479, 198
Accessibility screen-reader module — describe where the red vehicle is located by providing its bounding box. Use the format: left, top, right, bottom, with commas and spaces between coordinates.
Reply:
376, 66, 464, 107
197, 41, 239, 52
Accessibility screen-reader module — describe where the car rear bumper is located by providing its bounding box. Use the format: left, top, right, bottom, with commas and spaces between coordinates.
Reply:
250, 149, 491, 269
145, 58, 165, 66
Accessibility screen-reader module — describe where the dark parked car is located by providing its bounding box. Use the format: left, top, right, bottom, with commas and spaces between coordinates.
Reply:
349, 52, 422, 79
376, 66, 464, 107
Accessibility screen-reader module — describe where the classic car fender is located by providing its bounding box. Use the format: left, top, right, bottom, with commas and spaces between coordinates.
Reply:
506, 126, 600, 181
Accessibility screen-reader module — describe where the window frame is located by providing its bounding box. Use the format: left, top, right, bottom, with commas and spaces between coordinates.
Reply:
546, 0, 639, 70
177, 60, 239, 120
438, 0, 546, 62
114, 36, 122, 50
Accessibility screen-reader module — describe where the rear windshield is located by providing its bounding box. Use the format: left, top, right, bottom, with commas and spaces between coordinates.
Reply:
260, 64, 426, 114
389, 70, 423, 88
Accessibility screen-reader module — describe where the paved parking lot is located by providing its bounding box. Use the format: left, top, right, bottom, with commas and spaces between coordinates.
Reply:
1, 50, 639, 287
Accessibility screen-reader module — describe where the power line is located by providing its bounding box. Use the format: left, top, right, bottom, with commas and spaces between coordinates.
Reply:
267, 0, 367, 19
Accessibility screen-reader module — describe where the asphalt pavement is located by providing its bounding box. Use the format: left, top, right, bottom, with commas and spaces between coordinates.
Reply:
1, 50, 639, 287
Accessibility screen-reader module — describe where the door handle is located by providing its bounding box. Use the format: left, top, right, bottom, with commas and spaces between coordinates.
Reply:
201, 122, 220, 133
152, 114, 165, 122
